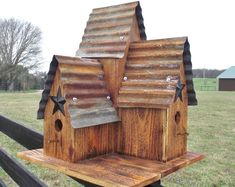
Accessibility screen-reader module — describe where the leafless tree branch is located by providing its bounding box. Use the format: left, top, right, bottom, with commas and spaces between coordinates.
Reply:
0, 18, 42, 89
0, 18, 42, 68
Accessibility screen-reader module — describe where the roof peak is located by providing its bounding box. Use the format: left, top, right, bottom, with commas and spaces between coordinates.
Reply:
77, 1, 146, 58
92, 1, 139, 12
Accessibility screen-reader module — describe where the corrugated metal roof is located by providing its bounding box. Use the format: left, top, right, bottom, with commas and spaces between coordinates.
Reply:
217, 66, 235, 79
37, 55, 120, 128
77, 1, 146, 58
117, 37, 197, 108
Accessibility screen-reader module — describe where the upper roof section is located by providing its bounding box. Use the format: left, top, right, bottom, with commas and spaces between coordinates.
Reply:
37, 55, 120, 128
117, 37, 197, 108
76, 1, 146, 58
217, 66, 235, 79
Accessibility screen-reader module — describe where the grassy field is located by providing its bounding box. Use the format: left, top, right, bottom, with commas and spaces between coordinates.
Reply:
0, 89, 235, 186
193, 78, 217, 91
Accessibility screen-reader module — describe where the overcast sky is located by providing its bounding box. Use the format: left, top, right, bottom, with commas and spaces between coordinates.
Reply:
1, 0, 234, 71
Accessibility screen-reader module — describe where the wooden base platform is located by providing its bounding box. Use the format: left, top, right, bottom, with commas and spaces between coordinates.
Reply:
17, 149, 203, 187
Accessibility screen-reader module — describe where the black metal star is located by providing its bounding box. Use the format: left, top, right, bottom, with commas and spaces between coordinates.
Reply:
174, 79, 185, 102
50, 87, 66, 115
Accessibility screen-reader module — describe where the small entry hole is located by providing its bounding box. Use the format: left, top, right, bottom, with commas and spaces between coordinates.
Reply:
55, 119, 63, 131
175, 112, 181, 124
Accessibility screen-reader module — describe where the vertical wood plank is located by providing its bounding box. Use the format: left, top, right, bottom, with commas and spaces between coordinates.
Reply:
130, 14, 141, 42
118, 108, 164, 160
43, 68, 75, 162
73, 123, 119, 161
165, 62, 188, 161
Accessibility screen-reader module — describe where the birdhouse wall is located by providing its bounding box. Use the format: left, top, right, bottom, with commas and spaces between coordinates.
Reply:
163, 63, 188, 162
130, 14, 141, 42
72, 123, 119, 161
117, 108, 166, 161
43, 68, 76, 162
42, 56, 123, 162
99, 59, 123, 106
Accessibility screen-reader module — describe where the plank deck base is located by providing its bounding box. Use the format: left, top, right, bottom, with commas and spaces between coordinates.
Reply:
17, 149, 203, 187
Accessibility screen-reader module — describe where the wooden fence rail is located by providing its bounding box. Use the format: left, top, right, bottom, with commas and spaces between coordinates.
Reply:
0, 115, 43, 150
0, 147, 46, 187
0, 178, 7, 187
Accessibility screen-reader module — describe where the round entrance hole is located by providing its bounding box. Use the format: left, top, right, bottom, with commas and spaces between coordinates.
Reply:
175, 111, 181, 124
55, 119, 63, 132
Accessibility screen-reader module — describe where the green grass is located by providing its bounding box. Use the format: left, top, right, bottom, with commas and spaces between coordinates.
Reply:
0, 91, 235, 186
0, 92, 80, 187
162, 91, 235, 187
193, 78, 217, 91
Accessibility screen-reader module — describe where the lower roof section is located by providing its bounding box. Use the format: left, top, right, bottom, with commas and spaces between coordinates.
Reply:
118, 37, 197, 108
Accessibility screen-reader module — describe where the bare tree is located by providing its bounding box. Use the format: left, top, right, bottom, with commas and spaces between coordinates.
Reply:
0, 18, 42, 90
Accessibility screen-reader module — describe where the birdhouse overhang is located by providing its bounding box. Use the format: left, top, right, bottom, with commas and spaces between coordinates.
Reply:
37, 55, 120, 128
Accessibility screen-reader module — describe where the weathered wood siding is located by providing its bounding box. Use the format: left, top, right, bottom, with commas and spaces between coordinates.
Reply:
43, 68, 75, 162
164, 62, 188, 161
117, 108, 165, 160
73, 123, 119, 161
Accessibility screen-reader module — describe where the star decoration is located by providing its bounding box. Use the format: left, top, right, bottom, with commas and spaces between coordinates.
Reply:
50, 87, 66, 115
174, 79, 185, 102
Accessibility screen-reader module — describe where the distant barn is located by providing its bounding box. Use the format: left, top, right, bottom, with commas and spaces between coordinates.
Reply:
217, 66, 235, 91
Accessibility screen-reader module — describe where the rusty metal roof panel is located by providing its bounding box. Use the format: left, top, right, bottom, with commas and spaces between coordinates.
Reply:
37, 55, 120, 128
117, 37, 197, 108
77, 1, 146, 58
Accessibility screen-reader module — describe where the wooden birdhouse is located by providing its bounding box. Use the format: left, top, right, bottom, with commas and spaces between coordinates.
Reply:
18, 2, 203, 186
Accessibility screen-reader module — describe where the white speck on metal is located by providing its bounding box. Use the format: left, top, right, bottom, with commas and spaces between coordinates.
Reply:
72, 97, 78, 102
166, 76, 171, 82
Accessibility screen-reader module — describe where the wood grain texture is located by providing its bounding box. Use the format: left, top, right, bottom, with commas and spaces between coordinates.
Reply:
118, 108, 165, 161
44, 68, 75, 162
43, 62, 120, 162
130, 14, 141, 42
164, 62, 188, 161
18, 149, 204, 187
100, 58, 123, 106
96, 14, 141, 106
73, 123, 119, 161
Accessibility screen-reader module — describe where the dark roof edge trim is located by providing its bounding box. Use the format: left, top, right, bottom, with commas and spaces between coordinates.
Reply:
37, 56, 58, 119
183, 38, 198, 106
136, 2, 146, 40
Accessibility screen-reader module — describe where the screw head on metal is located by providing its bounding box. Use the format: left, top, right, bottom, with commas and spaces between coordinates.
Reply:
107, 96, 111, 100
166, 76, 171, 82
123, 76, 128, 81
72, 97, 78, 102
